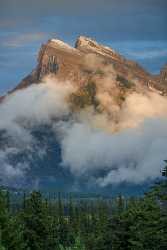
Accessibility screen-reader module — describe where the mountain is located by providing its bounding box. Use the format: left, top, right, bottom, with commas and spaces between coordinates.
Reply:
6, 36, 167, 95
0, 36, 166, 194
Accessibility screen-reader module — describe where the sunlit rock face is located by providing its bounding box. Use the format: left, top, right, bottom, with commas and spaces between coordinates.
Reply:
9, 36, 166, 95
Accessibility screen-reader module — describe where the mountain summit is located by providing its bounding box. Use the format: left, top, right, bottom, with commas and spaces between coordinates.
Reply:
9, 36, 166, 96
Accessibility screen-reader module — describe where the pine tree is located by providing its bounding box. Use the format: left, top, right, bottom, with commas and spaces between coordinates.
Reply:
0, 228, 5, 250
21, 191, 51, 250
3, 216, 27, 250
59, 236, 86, 250
0, 190, 9, 248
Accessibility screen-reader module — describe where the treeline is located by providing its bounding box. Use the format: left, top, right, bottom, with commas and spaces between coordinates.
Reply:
0, 181, 167, 250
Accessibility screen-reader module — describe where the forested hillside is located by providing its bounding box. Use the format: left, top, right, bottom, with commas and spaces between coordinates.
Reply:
0, 179, 167, 250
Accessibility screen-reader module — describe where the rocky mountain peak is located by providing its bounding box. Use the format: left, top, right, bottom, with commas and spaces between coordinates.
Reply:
75, 36, 123, 61
2, 36, 167, 97
47, 39, 79, 53
75, 36, 106, 51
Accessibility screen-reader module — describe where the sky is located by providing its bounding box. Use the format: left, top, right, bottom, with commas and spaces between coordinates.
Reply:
0, 0, 167, 94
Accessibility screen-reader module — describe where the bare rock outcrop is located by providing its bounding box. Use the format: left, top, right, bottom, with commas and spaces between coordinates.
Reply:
2, 36, 167, 97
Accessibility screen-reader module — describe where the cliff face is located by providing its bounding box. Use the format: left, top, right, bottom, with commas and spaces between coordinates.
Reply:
6, 36, 167, 95
160, 64, 167, 85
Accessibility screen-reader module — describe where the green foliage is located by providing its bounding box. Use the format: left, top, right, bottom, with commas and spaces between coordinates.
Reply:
20, 191, 53, 250
0, 181, 167, 250
3, 217, 27, 250
0, 230, 5, 250
116, 75, 134, 89
59, 236, 85, 250
125, 197, 162, 249
119, 95, 125, 102
0, 245, 5, 250
70, 81, 99, 110
0, 190, 27, 250
95, 69, 105, 76
0, 191, 8, 229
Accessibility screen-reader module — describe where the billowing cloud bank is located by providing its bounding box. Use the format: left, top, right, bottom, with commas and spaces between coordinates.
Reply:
0, 76, 167, 187
0, 77, 74, 184
61, 118, 167, 185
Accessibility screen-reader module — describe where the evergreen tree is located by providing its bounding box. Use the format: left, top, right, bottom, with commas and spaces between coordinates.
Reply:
3, 216, 27, 250
0, 190, 9, 248
59, 236, 85, 250
0, 178, 166, 250
21, 191, 51, 250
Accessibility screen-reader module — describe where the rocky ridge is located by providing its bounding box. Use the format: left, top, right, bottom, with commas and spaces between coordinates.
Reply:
2, 36, 167, 100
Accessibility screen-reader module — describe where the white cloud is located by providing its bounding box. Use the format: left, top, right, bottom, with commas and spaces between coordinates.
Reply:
0, 147, 29, 185
1, 74, 167, 187
0, 77, 74, 131
0, 77, 74, 184
60, 92, 167, 185
61, 118, 167, 185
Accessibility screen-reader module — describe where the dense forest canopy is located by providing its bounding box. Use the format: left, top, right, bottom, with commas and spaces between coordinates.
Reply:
0, 178, 167, 250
